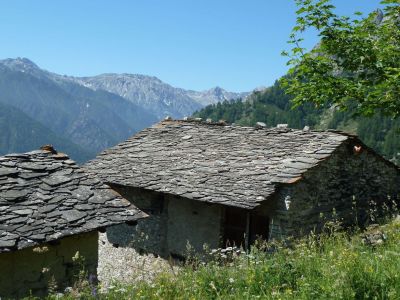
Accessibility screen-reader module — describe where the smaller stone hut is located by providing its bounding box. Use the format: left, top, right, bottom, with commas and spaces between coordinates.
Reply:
85, 119, 400, 259
0, 148, 146, 298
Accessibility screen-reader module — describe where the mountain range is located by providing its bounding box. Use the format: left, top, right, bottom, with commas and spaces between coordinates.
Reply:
0, 57, 248, 162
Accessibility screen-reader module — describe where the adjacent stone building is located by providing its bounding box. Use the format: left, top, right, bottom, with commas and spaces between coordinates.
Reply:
0, 148, 146, 298
85, 119, 400, 258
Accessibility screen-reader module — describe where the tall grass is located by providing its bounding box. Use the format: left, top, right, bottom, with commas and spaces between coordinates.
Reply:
45, 217, 400, 300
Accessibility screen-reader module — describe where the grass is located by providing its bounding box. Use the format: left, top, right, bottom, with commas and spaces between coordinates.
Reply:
41, 218, 400, 300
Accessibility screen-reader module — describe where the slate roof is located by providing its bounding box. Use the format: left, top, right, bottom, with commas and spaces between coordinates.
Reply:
84, 120, 361, 210
0, 149, 146, 253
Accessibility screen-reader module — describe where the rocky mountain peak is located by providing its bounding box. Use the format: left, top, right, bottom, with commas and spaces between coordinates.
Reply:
0, 57, 40, 72
210, 86, 224, 98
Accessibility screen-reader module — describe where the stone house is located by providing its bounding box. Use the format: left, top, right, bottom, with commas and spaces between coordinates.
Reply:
84, 119, 400, 258
0, 148, 146, 298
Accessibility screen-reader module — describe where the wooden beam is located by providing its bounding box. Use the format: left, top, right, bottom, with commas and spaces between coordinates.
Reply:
245, 212, 250, 251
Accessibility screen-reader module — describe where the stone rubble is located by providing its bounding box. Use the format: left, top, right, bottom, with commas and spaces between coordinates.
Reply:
97, 232, 178, 290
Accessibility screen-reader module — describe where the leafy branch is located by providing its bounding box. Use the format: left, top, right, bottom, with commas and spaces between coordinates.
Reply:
281, 0, 400, 118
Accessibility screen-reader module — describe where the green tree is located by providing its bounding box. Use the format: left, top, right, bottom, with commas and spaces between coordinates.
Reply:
281, 0, 400, 117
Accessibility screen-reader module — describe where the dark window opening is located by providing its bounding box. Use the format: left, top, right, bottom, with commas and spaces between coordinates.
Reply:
249, 214, 269, 244
223, 207, 269, 249
223, 207, 247, 248
141, 196, 164, 215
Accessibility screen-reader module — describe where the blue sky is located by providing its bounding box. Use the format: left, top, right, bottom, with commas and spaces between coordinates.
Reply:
0, 1, 382, 92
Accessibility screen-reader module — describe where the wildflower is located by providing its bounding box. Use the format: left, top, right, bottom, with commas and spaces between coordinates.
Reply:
229, 278, 235, 283
88, 274, 98, 296
72, 251, 80, 262
33, 246, 49, 253
209, 281, 217, 291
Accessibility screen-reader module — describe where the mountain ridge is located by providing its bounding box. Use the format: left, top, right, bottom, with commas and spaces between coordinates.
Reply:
72, 73, 249, 119
0, 57, 249, 162
1, 57, 249, 119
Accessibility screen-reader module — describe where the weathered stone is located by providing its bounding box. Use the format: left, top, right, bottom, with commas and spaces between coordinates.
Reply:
38, 204, 58, 214
8, 217, 29, 224
88, 195, 107, 204
2, 190, 29, 201
0, 149, 145, 253
256, 122, 266, 128
18, 162, 48, 171
0, 167, 19, 177
41, 175, 72, 187
16, 225, 36, 233
61, 210, 87, 223
0, 205, 10, 211
19, 172, 48, 180
29, 234, 46, 241
0, 239, 16, 248
75, 204, 93, 211
13, 209, 33, 215
181, 135, 192, 140
71, 187, 94, 201
83, 120, 367, 209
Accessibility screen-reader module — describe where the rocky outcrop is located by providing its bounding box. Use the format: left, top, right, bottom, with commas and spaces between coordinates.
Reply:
74, 75, 248, 119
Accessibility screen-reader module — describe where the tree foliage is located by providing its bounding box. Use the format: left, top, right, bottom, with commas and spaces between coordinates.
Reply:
194, 82, 321, 129
281, 0, 400, 117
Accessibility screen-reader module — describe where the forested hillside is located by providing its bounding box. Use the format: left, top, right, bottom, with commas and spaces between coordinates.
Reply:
194, 82, 400, 164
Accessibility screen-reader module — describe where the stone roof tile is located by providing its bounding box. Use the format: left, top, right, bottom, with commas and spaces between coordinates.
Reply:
0, 149, 146, 253
84, 120, 363, 209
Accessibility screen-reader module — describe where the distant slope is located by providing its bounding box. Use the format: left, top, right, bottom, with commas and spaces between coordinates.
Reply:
73, 74, 203, 119
184, 86, 250, 106
0, 102, 93, 163
193, 81, 400, 164
0, 57, 248, 161
0, 58, 158, 154
73, 74, 249, 119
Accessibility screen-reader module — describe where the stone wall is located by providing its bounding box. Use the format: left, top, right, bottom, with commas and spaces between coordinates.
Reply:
270, 141, 400, 238
106, 185, 223, 258
167, 195, 222, 257
0, 231, 98, 299
106, 185, 169, 256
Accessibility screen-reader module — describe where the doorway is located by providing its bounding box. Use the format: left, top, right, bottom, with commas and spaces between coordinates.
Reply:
222, 207, 247, 247
222, 207, 269, 248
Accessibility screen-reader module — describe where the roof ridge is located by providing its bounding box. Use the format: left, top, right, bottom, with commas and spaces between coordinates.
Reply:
160, 117, 356, 136
84, 118, 358, 210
